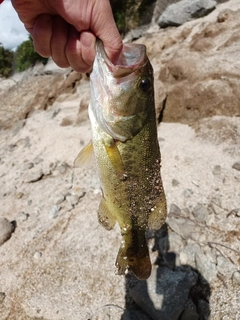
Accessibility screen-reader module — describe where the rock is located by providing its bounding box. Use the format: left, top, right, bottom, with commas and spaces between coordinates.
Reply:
88, 305, 127, 320
168, 232, 185, 252
212, 165, 222, 175
52, 194, 65, 205
151, 0, 227, 24
182, 189, 193, 198
179, 242, 202, 268
195, 252, 218, 283
47, 107, 60, 120
232, 271, 240, 286
197, 299, 210, 320
121, 309, 150, 320
16, 212, 29, 223
66, 194, 80, 207
23, 162, 34, 171
144, 7, 240, 124
167, 217, 196, 240
15, 192, 24, 199
0, 292, 6, 303
232, 161, 240, 171
172, 178, 180, 186
24, 168, 43, 183
216, 255, 237, 277
169, 203, 181, 216
48, 205, 61, 219
180, 299, 199, 320
158, 0, 216, 27
34, 251, 42, 260
192, 204, 209, 222
124, 25, 150, 42
128, 266, 198, 320
0, 218, 15, 246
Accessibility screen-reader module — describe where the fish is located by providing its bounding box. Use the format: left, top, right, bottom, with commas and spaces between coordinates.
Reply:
75, 40, 167, 280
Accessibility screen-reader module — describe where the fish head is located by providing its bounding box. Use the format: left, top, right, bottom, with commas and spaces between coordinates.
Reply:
89, 40, 154, 141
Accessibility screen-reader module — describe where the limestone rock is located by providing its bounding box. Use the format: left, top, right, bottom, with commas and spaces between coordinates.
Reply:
158, 0, 217, 27
0, 218, 15, 246
128, 266, 198, 320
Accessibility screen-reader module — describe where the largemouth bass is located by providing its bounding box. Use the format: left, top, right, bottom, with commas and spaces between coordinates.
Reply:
76, 40, 167, 280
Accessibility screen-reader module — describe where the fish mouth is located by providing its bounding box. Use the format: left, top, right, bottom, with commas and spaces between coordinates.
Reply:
90, 40, 151, 142
96, 40, 147, 78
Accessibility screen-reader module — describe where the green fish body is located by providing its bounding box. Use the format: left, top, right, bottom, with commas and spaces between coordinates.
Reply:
76, 41, 167, 280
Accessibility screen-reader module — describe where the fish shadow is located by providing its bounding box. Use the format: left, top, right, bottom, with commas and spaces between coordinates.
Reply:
121, 223, 211, 320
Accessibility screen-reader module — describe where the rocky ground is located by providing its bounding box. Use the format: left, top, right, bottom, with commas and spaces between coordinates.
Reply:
0, 1, 240, 319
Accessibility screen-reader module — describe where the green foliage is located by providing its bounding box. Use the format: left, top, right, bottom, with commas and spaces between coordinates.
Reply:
111, 0, 155, 34
0, 44, 14, 78
15, 36, 48, 72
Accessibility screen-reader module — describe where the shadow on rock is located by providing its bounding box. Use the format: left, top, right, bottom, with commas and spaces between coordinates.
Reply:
121, 224, 211, 320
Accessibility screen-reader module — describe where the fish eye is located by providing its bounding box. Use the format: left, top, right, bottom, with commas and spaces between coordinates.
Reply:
139, 78, 151, 92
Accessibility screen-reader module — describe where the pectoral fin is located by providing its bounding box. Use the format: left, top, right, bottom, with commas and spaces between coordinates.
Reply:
103, 138, 125, 174
98, 198, 116, 231
74, 142, 94, 168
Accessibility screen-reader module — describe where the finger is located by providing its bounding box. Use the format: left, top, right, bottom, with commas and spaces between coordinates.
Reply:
66, 28, 96, 73
50, 16, 69, 68
91, 0, 123, 64
31, 14, 53, 57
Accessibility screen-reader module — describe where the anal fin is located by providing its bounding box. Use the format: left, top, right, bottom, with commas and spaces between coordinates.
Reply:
98, 198, 116, 231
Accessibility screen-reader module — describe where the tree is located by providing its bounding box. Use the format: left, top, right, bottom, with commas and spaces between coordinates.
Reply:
0, 44, 14, 78
15, 36, 48, 72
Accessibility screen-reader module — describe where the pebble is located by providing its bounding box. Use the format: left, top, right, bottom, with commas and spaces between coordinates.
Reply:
212, 165, 221, 175
0, 218, 15, 246
182, 189, 193, 198
34, 157, 43, 165
192, 204, 209, 223
24, 168, 43, 183
195, 252, 218, 283
168, 232, 185, 253
232, 271, 240, 286
216, 256, 237, 277
34, 251, 42, 260
49, 205, 61, 219
172, 179, 180, 186
89, 305, 127, 320
47, 108, 60, 120
169, 203, 181, 216
208, 202, 224, 216
66, 194, 80, 207
167, 217, 196, 240
15, 192, 24, 199
0, 292, 6, 303
179, 242, 202, 269
23, 162, 34, 171
17, 211, 29, 223
232, 161, 240, 171
52, 194, 65, 205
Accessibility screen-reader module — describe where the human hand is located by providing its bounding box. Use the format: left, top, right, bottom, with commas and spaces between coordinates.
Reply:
11, 0, 123, 72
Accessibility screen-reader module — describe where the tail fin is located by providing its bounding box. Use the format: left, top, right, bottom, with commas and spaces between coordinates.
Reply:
115, 229, 151, 280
